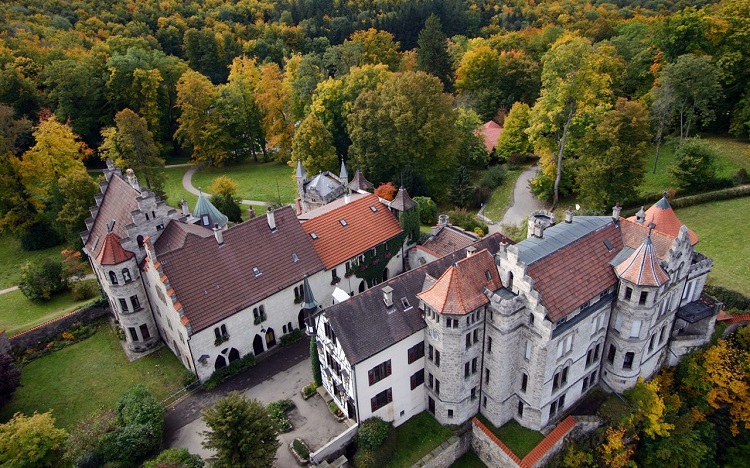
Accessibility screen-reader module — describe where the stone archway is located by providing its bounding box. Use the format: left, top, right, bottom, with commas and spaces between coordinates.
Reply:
298, 309, 306, 331
253, 334, 264, 355
265, 328, 277, 348
382, 268, 389, 283
359, 281, 366, 294
215, 355, 227, 369
228, 348, 240, 363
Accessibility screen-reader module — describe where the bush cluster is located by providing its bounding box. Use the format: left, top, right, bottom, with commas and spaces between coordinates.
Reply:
280, 328, 303, 346
204, 353, 256, 390
303, 382, 318, 398
17, 322, 97, 365
353, 417, 397, 467
71, 280, 99, 301
704, 285, 750, 312
414, 196, 438, 225
19, 258, 67, 302
445, 209, 489, 236
292, 438, 310, 461
267, 399, 294, 432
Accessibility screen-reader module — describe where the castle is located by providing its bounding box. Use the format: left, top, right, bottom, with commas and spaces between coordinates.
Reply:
315, 200, 719, 431
82, 162, 412, 382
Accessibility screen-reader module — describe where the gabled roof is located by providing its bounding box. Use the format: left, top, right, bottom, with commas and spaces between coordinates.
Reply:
85, 175, 140, 260
626, 194, 698, 245
154, 206, 324, 332
524, 220, 623, 321
418, 225, 480, 259
389, 186, 417, 211
347, 169, 374, 192
417, 250, 502, 315
302, 194, 403, 269
305, 172, 344, 198
615, 235, 669, 287
480, 120, 503, 152
326, 234, 508, 364
154, 220, 213, 256
96, 232, 135, 265
192, 192, 228, 229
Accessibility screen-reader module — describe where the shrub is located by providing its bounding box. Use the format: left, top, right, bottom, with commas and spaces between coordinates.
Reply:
20, 220, 64, 251
204, 353, 256, 390
303, 382, 318, 398
445, 209, 489, 235
116, 384, 165, 432
669, 138, 719, 193
64, 409, 117, 466
18, 258, 67, 302
98, 423, 162, 465
414, 196, 438, 225
71, 280, 100, 301
704, 285, 750, 311
358, 417, 390, 450
479, 165, 508, 190
310, 339, 322, 387
280, 328, 303, 346
210, 194, 242, 223
735, 168, 748, 185
329, 401, 343, 417
144, 448, 204, 468
268, 400, 295, 432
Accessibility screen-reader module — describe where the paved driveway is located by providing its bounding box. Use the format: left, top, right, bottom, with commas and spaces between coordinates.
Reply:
167, 358, 349, 466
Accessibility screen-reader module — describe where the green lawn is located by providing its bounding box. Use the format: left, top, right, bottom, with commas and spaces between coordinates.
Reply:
476, 415, 545, 458
676, 197, 750, 295
641, 136, 750, 197
386, 411, 454, 467
0, 288, 98, 337
0, 320, 188, 430
191, 160, 297, 204
162, 166, 197, 208
0, 236, 69, 290
483, 168, 524, 221
451, 450, 487, 467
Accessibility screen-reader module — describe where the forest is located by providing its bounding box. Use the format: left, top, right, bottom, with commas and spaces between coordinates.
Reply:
0, 0, 749, 250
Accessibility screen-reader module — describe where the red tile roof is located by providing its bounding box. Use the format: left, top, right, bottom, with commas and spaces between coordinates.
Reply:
480, 120, 503, 152
526, 223, 622, 321
620, 219, 674, 260
419, 225, 480, 258
154, 219, 212, 255
96, 232, 135, 265
302, 194, 403, 269
154, 206, 325, 332
520, 416, 577, 468
417, 250, 502, 315
626, 196, 698, 245
615, 235, 669, 287
717, 310, 750, 325
85, 175, 140, 260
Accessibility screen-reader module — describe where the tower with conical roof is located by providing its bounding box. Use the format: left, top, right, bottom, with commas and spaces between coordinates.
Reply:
192, 191, 229, 229
301, 274, 319, 335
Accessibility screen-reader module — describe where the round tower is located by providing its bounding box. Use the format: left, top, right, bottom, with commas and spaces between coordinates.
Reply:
527, 210, 555, 239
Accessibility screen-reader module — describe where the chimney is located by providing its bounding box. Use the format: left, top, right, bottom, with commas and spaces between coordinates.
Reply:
533, 220, 544, 238
635, 206, 646, 224
466, 246, 477, 258
564, 206, 574, 223
248, 207, 256, 219
266, 207, 276, 230
382, 285, 393, 307
213, 223, 224, 245
527, 210, 555, 239
125, 168, 140, 191
180, 199, 190, 216
344, 191, 350, 204
295, 198, 302, 215
612, 202, 622, 220
438, 214, 449, 226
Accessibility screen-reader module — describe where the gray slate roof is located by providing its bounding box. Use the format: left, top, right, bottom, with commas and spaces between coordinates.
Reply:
326, 233, 507, 364
193, 192, 228, 229
516, 216, 612, 265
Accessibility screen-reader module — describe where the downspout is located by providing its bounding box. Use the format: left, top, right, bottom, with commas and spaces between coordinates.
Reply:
478, 305, 488, 416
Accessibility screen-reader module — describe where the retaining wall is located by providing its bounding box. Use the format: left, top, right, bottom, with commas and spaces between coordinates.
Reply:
8, 304, 110, 351
310, 423, 358, 465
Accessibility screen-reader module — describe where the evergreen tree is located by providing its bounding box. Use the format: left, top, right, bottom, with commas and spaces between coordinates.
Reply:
416, 15, 453, 91
449, 166, 475, 208
310, 338, 322, 387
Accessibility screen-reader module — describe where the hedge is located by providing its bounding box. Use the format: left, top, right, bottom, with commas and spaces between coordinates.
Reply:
704, 284, 750, 312
623, 184, 750, 216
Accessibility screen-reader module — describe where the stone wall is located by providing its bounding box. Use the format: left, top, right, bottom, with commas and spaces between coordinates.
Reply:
8, 304, 110, 351
310, 424, 358, 465
414, 424, 472, 468
0, 330, 10, 354
471, 418, 523, 468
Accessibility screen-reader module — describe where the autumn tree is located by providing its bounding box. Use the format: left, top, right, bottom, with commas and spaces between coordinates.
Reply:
208, 176, 241, 223
703, 338, 750, 436
202, 392, 280, 468
454, 107, 489, 169
374, 182, 398, 201
256, 63, 294, 160
528, 33, 620, 207
348, 29, 402, 71
575, 98, 650, 210
416, 15, 453, 91
291, 113, 338, 175
284, 53, 326, 122
100, 109, 165, 197
225, 57, 267, 161
495, 102, 533, 163
669, 138, 719, 193
58, 169, 100, 241
0, 412, 68, 467
455, 44, 503, 120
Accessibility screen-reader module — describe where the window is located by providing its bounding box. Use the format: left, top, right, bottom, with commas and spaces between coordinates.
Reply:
370, 388, 392, 412
648, 334, 656, 352
253, 267, 261, 277
471, 386, 477, 400
466, 333, 471, 349
485, 368, 490, 384
487, 337, 493, 353
659, 297, 670, 317
607, 344, 616, 363
472, 357, 478, 374
109, 271, 118, 285
368, 360, 392, 385
435, 379, 440, 395
446, 318, 452, 328
517, 401, 524, 417
119, 298, 129, 312
623, 352, 635, 369
139, 324, 150, 340
549, 401, 557, 418
507, 272, 514, 291
339, 219, 347, 226
614, 313, 623, 332
581, 300, 591, 309
331, 269, 338, 282
448, 409, 454, 418
659, 325, 667, 344
557, 335, 573, 358
682, 280, 695, 301
428, 344, 433, 361
586, 348, 593, 367
410, 369, 425, 390
583, 376, 589, 391
428, 373, 433, 388
435, 350, 441, 367
483, 396, 487, 408
473, 329, 479, 343
639, 291, 648, 305
553, 366, 569, 391
529, 313, 535, 326
408, 342, 425, 363
521, 373, 528, 392
525, 341, 532, 360
401, 297, 412, 310
485, 270, 492, 280
452, 319, 458, 329
464, 362, 470, 378
310, 232, 318, 240
624, 287, 633, 300
122, 268, 132, 282
630, 320, 642, 338
130, 295, 140, 310
128, 327, 138, 341
594, 344, 601, 360
590, 370, 597, 384
179, 331, 184, 343
283, 325, 287, 334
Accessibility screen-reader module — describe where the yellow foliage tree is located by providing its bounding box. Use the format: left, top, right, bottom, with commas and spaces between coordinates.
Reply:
599, 426, 636, 468
703, 338, 750, 436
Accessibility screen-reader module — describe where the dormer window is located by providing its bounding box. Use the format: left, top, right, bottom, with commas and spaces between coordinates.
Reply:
292, 253, 299, 263
339, 219, 347, 226
485, 270, 492, 280
201, 215, 209, 226
310, 232, 318, 240
580, 300, 590, 310
604, 239, 615, 251
370, 206, 378, 212
401, 297, 411, 310
253, 267, 261, 277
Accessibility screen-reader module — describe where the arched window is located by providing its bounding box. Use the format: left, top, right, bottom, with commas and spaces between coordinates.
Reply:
507, 272, 514, 291
109, 271, 118, 285
137, 235, 144, 248
122, 268, 132, 282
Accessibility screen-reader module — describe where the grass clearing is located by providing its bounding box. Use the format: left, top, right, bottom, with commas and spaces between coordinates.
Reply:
162, 166, 197, 208
476, 415, 544, 458
0, 320, 188, 430
641, 136, 750, 197
483, 168, 524, 221
386, 411, 454, 467
0, 236, 69, 290
191, 160, 297, 204
675, 197, 750, 295
0, 289, 98, 337
451, 450, 487, 467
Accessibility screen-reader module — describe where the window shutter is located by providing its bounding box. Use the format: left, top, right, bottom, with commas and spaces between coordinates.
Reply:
387, 388, 392, 403
386, 360, 392, 376
368, 370, 374, 385
371, 398, 376, 412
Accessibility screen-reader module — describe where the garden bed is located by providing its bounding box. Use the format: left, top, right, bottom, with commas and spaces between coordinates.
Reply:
289, 438, 310, 465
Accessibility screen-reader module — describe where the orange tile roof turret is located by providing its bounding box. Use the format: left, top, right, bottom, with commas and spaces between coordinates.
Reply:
96, 231, 135, 265
627, 193, 698, 245
615, 234, 669, 287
